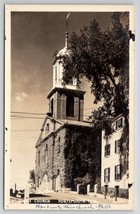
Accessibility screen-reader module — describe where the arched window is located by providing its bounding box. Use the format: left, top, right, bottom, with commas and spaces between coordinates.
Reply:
38, 151, 40, 165
45, 123, 49, 133
55, 66, 57, 81
58, 137, 60, 153
66, 96, 74, 117
45, 144, 48, 162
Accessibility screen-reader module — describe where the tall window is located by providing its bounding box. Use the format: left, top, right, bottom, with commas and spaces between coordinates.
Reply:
55, 66, 57, 81
38, 151, 40, 166
66, 96, 74, 117
57, 169, 60, 175
45, 144, 48, 162
50, 98, 53, 115
58, 137, 60, 154
68, 77, 73, 85
104, 168, 110, 183
64, 76, 73, 85
115, 139, 122, 153
116, 117, 123, 130
105, 144, 110, 157
115, 165, 122, 181
45, 123, 49, 133
58, 144, 60, 154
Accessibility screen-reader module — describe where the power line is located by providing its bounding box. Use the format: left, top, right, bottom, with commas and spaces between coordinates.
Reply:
11, 115, 45, 119
11, 108, 95, 115
11, 111, 46, 115
11, 130, 41, 132
11, 114, 93, 120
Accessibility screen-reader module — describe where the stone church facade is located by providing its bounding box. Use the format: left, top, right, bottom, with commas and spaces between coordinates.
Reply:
35, 117, 101, 192
35, 23, 128, 198
35, 30, 101, 193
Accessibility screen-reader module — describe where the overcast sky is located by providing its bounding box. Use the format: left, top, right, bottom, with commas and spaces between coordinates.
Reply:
10, 11, 127, 189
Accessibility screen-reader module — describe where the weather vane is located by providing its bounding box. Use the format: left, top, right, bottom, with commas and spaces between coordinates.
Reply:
66, 12, 70, 32
65, 12, 70, 48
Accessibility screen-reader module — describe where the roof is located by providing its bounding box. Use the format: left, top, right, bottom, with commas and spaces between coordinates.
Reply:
35, 116, 93, 147
57, 46, 70, 58
61, 119, 93, 127
53, 46, 71, 65
47, 87, 86, 99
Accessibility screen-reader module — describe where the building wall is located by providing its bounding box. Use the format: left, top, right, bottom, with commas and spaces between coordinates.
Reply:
35, 123, 101, 193
35, 127, 67, 192
101, 116, 128, 195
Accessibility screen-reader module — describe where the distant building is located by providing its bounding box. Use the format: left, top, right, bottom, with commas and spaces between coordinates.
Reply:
35, 29, 101, 193
101, 115, 129, 198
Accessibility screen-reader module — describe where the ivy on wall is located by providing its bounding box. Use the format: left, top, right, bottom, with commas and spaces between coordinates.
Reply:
64, 125, 101, 190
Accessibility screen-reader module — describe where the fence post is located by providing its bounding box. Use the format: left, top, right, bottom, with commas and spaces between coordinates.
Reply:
77, 184, 80, 194
87, 184, 90, 195
104, 185, 108, 199
94, 184, 98, 196
115, 185, 119, 201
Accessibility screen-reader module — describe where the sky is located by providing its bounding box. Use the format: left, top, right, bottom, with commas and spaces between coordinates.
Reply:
10, 11, 126, 189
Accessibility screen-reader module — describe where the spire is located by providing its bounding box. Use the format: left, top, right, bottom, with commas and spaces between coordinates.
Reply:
65, 13, 70, 49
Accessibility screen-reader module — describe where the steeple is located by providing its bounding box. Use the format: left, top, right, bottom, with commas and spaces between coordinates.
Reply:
65, 31, 68, 49
47, 13, 85, 121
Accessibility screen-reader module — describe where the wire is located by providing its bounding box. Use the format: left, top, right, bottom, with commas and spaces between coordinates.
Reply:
11, 111, 46, 115
11, 108, 95, 115
11, 115, 45, 119
11, 130, 41, 132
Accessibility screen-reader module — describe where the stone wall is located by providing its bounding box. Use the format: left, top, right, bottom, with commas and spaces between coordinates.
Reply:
50, 128, 66, 187
35, 124, 101, 192
35, 127, 67, 191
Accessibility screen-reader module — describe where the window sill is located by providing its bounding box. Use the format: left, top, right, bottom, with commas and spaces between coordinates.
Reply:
105, 155, 110, 158
115, 151, 120, 154
115, 178, 122, 182
66, 115, 75, 117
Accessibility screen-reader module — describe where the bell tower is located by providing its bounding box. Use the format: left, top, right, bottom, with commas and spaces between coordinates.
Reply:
47, 14, 85, 121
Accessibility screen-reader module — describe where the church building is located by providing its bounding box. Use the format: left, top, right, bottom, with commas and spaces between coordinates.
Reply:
35, 25, 101, 193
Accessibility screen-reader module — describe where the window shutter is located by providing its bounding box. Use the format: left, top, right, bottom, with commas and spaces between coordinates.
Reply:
120, 138, 123, 152
108, 168, 110, 182
120, 164, 122, 179
104, 169, 106, 182
115, 141, 117, 153
105, 145, 107, 157
115, 165, 117, 180
108, 144, 110, 156
115, 120, 117, 130
118, 140, 120, 152
120, 117, 123, 127
105, 144, 110, 157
